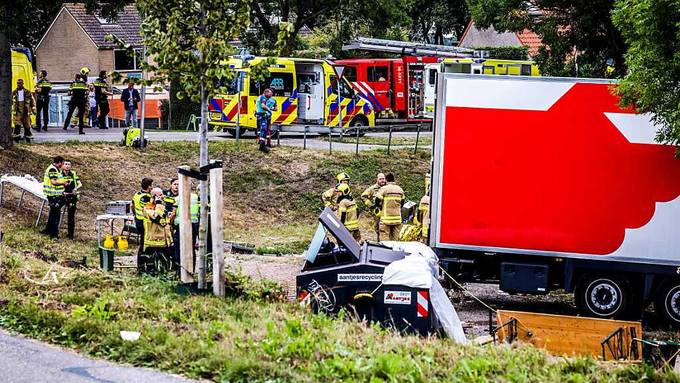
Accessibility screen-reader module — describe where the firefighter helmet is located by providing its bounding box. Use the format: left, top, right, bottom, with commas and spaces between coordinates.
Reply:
337, 183, 351, 196
336, 172, 350, 183
80, 67, 90, 77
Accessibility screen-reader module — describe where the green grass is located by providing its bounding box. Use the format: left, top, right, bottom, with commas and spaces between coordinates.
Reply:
0, 141, 430, 247
0, 226, 677, 382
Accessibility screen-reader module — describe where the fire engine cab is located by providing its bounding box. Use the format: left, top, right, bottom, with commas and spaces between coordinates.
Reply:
335, 56, 439, 121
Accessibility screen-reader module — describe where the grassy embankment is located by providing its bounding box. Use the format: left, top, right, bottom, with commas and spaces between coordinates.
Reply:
1, 142, 678, 382
0, 141, 430, 254
0, 226, 676, 382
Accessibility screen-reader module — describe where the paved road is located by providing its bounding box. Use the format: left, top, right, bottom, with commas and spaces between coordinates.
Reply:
0, 329, 194, 383
28, 127, 432, 152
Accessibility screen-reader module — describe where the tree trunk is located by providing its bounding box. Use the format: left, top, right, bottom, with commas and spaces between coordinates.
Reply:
0, 26, 12, 150
197, 84, 209, 289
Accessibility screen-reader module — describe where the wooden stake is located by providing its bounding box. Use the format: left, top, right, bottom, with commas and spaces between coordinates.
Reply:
178, 166, 194, 283
209, 165, 225, 296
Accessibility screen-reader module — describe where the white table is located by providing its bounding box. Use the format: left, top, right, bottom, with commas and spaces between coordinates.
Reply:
96, 214, 135, 248
0, 175, 48, 226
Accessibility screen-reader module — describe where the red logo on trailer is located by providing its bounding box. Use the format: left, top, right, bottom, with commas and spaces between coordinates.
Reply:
439, 81, 680, 256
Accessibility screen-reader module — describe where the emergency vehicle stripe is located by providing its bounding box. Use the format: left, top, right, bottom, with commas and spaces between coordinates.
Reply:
225, 101, 239, 121
210, 99, 222, 113
417, 291, 429, 318
352, 82, 384, 111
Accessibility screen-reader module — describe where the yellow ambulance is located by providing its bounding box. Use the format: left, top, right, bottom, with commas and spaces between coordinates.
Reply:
10, 50, 36, 126
423, 58, 540, 118
208, 57, 375, 136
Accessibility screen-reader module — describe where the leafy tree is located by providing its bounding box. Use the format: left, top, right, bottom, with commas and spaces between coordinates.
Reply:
0, 0, 128, 149
137, 0, 275, 288
246, 0, 413, 57
409, 0, 470, 44
612, 0, 680, 145
466, 0, 627, 77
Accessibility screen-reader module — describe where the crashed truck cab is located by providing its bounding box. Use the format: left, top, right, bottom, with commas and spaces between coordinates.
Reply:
296, 208, 465, 341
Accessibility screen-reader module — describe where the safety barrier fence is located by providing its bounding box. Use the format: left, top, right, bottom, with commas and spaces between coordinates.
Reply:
228, 123, 433, 155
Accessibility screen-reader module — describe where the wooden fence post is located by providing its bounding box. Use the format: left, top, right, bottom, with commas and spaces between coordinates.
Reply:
209, 163, 225, 296
178, 166, 194, 283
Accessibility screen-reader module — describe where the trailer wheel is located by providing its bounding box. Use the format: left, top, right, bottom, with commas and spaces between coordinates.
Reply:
575, 275, 629, 318
654, 281, 680, 325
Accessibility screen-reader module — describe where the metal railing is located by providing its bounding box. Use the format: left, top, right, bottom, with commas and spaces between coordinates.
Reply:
226, 123, 433, 155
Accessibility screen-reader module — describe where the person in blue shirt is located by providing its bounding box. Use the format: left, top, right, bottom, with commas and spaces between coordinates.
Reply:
256, 88, 277, 153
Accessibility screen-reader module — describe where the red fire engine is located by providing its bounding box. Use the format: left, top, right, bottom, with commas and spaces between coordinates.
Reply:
335, 56, 439, 122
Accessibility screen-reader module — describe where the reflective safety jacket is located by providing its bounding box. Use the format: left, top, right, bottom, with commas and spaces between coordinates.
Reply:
321, 187, 337, 208
93, 77, 110, 103
416, 195, 430, 238
374, 182, 405, 225
43, 164, 64, 197
36, 78, 52, 99
337, 197, 359, 231
132, 190, 152, 221
172, 193, 200, 225
143, 203, 173, 249
360, 183, 381, 207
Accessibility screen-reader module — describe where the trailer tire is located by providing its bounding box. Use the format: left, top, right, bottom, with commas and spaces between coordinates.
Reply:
654, 281, 680, 326
575, 275, 629, 319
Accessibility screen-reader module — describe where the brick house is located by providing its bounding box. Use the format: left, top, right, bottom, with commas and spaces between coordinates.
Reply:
36, 3, 143, 83
458, 20, 543, 58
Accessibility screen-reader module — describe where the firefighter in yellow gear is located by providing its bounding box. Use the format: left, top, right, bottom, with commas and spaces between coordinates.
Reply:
12, 79, 35, 142
132, 178, 153, 255
336, 183, 361, 242
140, 188, 174, 274
321, 172, 350, 210
373, 172, 405, 241
361, 172, 386, 240
413, 173, 431, 243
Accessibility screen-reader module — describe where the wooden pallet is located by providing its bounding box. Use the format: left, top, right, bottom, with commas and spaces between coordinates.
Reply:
496, 310, 643, 360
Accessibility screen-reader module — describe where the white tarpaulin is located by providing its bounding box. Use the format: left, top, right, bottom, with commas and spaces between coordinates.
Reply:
381, 241, 467, 344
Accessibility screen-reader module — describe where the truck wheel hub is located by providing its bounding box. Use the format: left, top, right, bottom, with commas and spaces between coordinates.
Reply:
590, 283, 618, 311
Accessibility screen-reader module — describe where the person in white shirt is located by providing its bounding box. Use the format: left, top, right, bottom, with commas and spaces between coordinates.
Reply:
88, 85, 98, 128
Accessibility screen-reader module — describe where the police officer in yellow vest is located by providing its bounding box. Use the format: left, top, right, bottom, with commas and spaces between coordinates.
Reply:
373, 172, 405, 242
361, 172, 386, 240
63, 73, 88, 135
322, 172, 350, 210
140, 188, 174, 274
132, 178, 153, 255
61, 160, 82, 240
34, 70, 52, 131
42, 156, 70, 238
12, 79, 36, 143
336, 183, 361, 242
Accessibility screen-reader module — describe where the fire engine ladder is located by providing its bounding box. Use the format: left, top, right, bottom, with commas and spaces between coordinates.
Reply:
341, 37, 475, 58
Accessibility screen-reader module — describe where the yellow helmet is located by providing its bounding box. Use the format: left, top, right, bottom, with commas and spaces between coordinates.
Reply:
336, 172, 350, 183
337, 183, 351, 196
80, 67, 90, 76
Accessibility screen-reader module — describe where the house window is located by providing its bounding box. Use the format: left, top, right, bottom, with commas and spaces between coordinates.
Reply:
367, 66, 389, 82
96, 16, 112, 24
114, 49, 138, 71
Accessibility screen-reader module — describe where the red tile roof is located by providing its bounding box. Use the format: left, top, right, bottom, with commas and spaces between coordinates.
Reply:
515, 29, 543, 57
